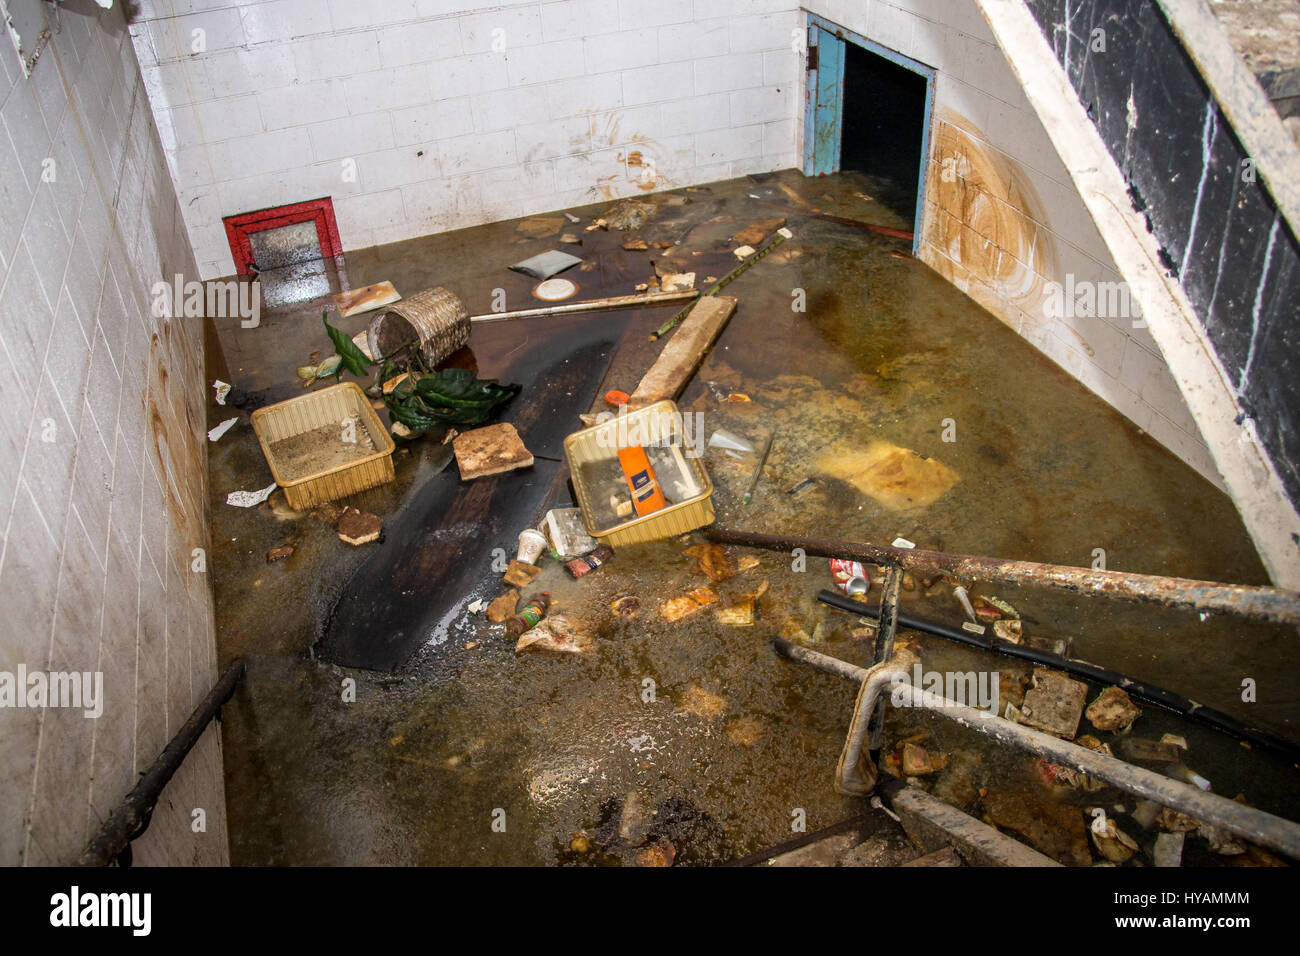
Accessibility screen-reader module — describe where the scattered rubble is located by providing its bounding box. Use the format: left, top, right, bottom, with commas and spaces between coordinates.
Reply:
486, 590, 519, 623
453, 423, 534, 479
337, 507, 382, 545
662, 587, 718, 621
503, 559, 542, 587
1086, 686, 1141, 732
515, 615, 591, 654
1016, 668, 1088, 739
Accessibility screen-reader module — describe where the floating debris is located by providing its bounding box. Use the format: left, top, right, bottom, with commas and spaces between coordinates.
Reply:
337, 507, 382, 545
1086, 686, 1142, 732
207, 417, 238, 442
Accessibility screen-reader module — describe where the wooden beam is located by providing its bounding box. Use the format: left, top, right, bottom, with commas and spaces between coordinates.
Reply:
627, 295, 738, 410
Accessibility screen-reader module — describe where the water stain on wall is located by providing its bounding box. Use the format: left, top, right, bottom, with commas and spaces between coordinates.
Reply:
920, 109, 1058, 324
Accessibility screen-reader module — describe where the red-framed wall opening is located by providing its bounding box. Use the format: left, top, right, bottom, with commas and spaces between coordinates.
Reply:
222, 197, 342, 277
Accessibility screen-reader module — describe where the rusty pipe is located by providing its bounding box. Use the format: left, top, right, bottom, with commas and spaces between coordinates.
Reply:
705, 527, 1300, 625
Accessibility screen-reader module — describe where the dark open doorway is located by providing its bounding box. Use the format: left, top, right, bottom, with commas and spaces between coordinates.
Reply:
802, 16, 935, 251
840, 41, 928, 222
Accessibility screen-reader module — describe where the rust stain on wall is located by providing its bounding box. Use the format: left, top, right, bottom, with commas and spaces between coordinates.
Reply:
921, 110, 1058, 320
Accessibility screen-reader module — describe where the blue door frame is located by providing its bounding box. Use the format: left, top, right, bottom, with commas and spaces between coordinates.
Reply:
802, 12, 935, 255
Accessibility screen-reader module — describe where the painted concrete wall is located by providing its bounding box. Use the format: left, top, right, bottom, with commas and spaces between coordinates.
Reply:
0, 2, 227, 865
128, 0, 803, 280
802, 0, 1221, 486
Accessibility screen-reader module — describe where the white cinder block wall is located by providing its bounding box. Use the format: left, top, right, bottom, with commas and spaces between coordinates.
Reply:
128, 0, 803, 280
0, 3, 226, 864
801, 0, 1220, 484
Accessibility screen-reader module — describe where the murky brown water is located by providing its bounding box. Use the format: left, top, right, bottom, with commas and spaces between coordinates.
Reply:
208, 170, 1298, 866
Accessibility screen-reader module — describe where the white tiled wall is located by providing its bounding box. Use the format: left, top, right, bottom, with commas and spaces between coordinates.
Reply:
0, 3, 226, 864
128, 0, 803, 280
803, 0, 1222, 486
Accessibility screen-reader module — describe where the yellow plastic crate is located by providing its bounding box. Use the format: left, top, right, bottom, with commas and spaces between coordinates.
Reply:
250, 381, 396, 510
564, 399, 714, 548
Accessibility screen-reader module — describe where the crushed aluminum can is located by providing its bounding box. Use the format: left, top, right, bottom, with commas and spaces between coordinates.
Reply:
830, 559, 870, 597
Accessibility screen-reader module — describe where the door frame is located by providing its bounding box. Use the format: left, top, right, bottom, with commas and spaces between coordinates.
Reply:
802, 12, 936, 255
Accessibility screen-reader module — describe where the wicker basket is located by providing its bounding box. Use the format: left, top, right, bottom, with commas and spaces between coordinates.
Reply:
367, 286, 470, 368
250, 382, 396, 510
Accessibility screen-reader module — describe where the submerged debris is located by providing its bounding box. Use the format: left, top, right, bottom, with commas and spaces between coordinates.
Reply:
1016, 668, 1088, 739
486, 589, 519, 623
515, 614, 591, 655
680, 685, 727, 719
1086, 686, 1142, 732
662, 587, 718, 621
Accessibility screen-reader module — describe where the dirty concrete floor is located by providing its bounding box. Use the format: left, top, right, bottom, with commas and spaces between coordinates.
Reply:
207, 169, 1298, 866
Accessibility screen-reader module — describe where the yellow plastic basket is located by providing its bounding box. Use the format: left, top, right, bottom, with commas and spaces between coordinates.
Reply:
564, 400, 714, 548
250, 381, 396, 510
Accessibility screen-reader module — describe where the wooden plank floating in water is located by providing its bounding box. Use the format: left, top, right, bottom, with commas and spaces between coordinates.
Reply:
628, 295, 738, 410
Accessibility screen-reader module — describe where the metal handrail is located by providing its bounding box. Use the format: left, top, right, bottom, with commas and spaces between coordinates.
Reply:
777, 637, 1300, 860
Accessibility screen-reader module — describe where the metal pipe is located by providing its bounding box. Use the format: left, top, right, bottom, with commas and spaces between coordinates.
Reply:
867, 564, 904, 750
469, 289, 697, 323
79, 659, 246, 867
779, 641, 1300, 859
705, 526, 1300, 624
817, 588, 1300, 761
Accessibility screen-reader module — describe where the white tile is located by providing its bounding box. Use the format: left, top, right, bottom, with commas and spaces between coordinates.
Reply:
618, 0, 692, 29
514, 117, 592, 162
658, 18, 730, 62
729, 12, 798, 54
656, 92, 729, 136
377, 18, 462, 66
332, 188, 407, 236
730, 85, 793, 127
506, 39, 586, 86
392, 98, 474, 147
426, 53, 511, 99
438, 129, 517, 175
459, 7, 544, 55
290, 32, 383, 84
587, 105, 661, 149
343, 67, 433, 115
694, 52, 764, 95
357, 147, 441, 189
257, 79, 349, 131
211, 128, 311, 179
327, 0, 421, 31
471, 86, 551, 133
696, 124, 763, 166
240, 0, 334, 45
546, 71, 623, 116
583, 29, 658, 75
622, 63, 695, 107
309, 112, 396, 162
541, 0, 621, 42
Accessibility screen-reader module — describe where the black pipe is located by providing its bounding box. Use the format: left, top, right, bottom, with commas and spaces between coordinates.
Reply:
79, 658, 246, 866
816, 589, 1300, 763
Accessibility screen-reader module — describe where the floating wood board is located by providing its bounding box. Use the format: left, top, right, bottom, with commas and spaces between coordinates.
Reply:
628, 295, 738, 410
333, 281, 400, 317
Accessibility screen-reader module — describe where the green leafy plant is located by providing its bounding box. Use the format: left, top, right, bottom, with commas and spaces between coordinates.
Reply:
322, 312, 373, 378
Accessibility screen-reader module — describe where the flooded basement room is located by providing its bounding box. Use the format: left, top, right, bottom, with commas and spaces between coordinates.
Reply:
2, 0, 1300, 911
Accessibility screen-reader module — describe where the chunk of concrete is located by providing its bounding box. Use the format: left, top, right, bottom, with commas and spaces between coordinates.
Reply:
453, 423, 533, 480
